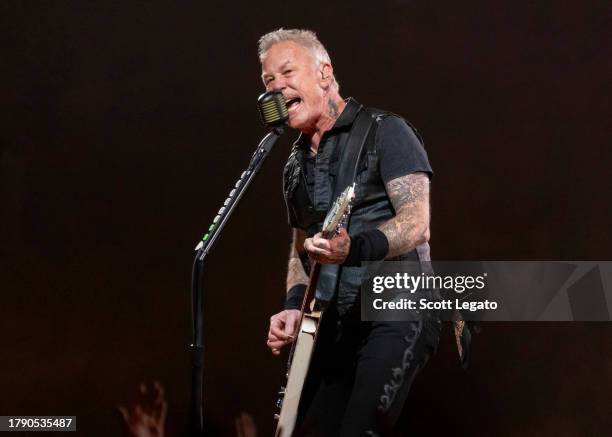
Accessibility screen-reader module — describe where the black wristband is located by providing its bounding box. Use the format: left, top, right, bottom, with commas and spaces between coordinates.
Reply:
343, 229, 389, 267
285, 283, 307, 310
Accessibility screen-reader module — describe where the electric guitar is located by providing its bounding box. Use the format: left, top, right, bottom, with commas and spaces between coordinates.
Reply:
274, 183, 356, 437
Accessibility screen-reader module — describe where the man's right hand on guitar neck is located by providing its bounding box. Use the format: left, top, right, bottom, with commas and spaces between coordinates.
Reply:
267, 309, 301, 356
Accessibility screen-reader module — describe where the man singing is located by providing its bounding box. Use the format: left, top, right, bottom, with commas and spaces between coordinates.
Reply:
261, 28, 440, 436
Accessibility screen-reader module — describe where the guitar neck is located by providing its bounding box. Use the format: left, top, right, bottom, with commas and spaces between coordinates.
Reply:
300, 261, 321, 315
299, 229, 336, 314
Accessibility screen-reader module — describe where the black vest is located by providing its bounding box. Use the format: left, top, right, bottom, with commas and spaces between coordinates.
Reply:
283, 102, 430, 314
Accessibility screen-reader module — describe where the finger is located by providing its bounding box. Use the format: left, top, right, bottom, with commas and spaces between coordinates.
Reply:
269, 318, 288, 339
309, 234, 331, 250
134, 405, 144, 420
312, 236, 331, 250
303, 238, 315, 252
159, 400, 168, 425
267, 336, 285, 346
267, 335, 282, 344
312, 248, 333, 258
153, 381, 164, 400
312, 235, 329, 249
304, 237, 330, 252
284, 312, 299, 338
305, 244, 332, 257
268, 333, 288, 347
267, 339, 286, 349
117, 405, 129, 422
270, 324, 287, 340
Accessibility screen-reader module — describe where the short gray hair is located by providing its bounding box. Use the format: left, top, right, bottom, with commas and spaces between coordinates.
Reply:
258, 28, 331, 66
258, 28, 339, 90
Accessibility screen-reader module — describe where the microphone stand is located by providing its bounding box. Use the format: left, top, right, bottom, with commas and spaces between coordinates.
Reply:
190, 125, 284, 436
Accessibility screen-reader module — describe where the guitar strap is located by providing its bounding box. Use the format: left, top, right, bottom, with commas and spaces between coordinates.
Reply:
315, 106, 375, 302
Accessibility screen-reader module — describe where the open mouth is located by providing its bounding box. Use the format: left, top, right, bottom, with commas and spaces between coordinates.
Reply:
285, 97, 302, 112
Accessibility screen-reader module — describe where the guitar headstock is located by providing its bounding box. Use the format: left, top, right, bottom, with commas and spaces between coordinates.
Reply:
321, 183, 356, 238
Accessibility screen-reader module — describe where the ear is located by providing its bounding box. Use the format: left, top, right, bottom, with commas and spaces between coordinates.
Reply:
318, 63, 334, 91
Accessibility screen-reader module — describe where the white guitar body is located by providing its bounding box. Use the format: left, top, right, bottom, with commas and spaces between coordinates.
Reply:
274, 310, 321, 437
274, 184, 355, 437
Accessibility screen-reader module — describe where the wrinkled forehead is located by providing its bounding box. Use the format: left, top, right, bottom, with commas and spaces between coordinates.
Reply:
261, 41, 317, 73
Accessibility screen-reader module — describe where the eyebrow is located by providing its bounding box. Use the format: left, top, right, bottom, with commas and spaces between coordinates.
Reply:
261, 60, 293, 80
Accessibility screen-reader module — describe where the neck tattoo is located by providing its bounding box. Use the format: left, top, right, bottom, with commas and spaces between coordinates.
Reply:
328, 99, 339, 119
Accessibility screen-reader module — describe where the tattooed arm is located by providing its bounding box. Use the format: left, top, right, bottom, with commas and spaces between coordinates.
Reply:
378, 172, 431, 258
303, 173, 430, 264
287, 228, 309, 290
267, 228, 308, 356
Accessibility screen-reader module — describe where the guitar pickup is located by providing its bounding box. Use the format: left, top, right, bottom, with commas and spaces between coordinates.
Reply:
301, 314, 319, 334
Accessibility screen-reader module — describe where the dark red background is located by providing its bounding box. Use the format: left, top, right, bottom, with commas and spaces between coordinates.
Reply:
1, 1, 611, 436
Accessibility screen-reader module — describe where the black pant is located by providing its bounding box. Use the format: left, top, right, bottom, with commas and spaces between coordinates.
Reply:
295, 306, 440, 437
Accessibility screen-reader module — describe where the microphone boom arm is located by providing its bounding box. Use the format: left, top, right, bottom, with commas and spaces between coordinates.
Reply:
195, 126, 283, 258
190, 125, 284, 435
